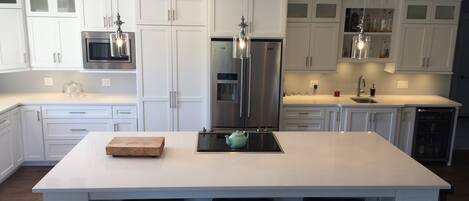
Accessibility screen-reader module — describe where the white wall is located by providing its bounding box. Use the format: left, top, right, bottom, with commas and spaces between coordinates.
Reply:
284, 63, 452, 96
0, 71, 136, 94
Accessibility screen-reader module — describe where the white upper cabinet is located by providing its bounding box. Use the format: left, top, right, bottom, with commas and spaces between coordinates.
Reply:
285, 23, 339, 71
402, 0, 460, 24
0, 9, 28, 72
0, 0, 22, 8
210, 0, 287, 37
137, 0, 206, 26
82, 0, 135, 31
397, 23, 456, 73
26, 0, 78, 17
287, 0, 341, 23
28, 17, 82, 70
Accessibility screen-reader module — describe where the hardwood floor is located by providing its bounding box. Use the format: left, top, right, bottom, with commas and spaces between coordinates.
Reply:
0, 152, 468, 201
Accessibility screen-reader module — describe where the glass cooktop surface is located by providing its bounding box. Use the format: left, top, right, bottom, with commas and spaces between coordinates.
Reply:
197, 131, 283, 153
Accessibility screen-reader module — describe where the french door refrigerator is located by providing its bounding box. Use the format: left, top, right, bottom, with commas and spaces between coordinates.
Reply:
211, 39, 282, 131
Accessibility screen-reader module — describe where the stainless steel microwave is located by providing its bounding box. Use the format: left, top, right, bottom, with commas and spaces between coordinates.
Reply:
81, 31, 136, 70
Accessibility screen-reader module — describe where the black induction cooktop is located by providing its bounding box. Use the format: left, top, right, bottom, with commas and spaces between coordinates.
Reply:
197, 131, 283, 153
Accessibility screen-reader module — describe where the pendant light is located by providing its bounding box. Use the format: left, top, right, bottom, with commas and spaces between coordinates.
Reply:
110, 1, 129, 57
351, 0, 371, 60
233, 16, 251, 59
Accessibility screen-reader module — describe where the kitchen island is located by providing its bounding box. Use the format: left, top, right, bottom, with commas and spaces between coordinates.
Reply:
33, 132, 450, 201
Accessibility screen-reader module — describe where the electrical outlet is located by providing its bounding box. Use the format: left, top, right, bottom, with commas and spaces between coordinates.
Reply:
397, 80, 409, 89
44, 77, 54, 86
309, 80, 319, 89
101, 78, 111, 87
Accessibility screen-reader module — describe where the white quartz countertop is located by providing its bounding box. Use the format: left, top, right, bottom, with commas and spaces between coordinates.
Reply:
283, 95, 462, 107
33, 132, 450, 193
0, 93, 137, 113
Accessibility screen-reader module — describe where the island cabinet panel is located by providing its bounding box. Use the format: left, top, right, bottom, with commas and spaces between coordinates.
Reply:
21, 106, 45, 161
209, 0, 287, 38
281, 106, 340, 131
341, 107, 398, 143
136, 0, 206, 26
138, 26, 207, 132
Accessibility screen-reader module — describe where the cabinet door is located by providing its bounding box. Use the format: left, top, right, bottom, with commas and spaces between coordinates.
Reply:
309, 23, 339, 71
397, 24, 429, 71
56, 18, 83, 69
28, 17, 58, 68
172, 0, 207, 26
287, 0, 312, 22
0, 0, 22, 8
82, 0, 110, 31
0, 126, 14, 179
311, 0, 341, 22
53, 0, 77, 17
114, 119, 138, 132
402, 0, 431, 23
21, 106, 45, 161
26, 0, 77, 17
26, 0, 51, 16
426, 24, 457, 73
398, 107, 416, 155
372, 109, 397, 143
10, 108, 24, 166
432, 1, 460, 24
285, 23, 310, 71
210, 0, 248, 37
136, 0, 172, 25
172, 27, 207, 131
111, 0, 136, 31
0, 9, 28, 71
138, 26, 173, 131
342, 108, 372, 132
325, 108, 340, 132
249, 0, 287, 37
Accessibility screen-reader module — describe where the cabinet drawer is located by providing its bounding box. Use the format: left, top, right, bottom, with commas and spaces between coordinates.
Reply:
42, 106, 112, 119
284, 107, 326, 119
44, 140, 81, 161
43, 119, 114, 140
284, 119, 325, 131
113, 106, 137, 119
0, 113, 10, 129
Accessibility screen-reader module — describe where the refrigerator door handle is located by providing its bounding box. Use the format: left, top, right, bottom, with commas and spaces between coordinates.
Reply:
247, 54, 252, 118
239, 59, 244, 118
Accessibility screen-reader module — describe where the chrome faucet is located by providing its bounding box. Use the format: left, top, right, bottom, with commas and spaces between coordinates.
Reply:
357, 75, 366, 97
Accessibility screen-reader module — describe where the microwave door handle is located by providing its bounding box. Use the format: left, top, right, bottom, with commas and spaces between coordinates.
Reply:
239, 59, 244, 118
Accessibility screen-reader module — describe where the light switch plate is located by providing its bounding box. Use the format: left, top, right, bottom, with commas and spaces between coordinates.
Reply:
397, 80, 409, 89
44, 77, 54, 86
310, 80, 319, 88
101, 78, 111, 87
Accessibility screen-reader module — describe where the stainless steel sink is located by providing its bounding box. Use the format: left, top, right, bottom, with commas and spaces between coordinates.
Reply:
351, 97, 378, 104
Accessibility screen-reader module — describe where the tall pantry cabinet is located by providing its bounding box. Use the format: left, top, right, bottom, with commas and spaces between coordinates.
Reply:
136, 0, 208, 131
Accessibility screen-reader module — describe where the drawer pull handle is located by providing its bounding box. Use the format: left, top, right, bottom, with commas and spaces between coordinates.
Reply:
70, 129, 88, 132
118, 112, 132, 114
297, 125, 309, 128
298, 112, 310, 115
69, 112, 87, 114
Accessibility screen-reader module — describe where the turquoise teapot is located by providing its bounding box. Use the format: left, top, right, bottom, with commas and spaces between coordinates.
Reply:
225, 131, 249, 149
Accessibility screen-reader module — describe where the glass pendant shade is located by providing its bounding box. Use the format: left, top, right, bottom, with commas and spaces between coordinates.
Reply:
233, 16, 251, 59
110, 32, 129, 57
351, 33, 370, 59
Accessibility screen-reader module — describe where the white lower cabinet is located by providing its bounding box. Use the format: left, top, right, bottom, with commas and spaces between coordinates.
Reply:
0, 108, 24, 183
43, 119, 114, 140
114, 119, 138, 132
281, 106, 340, 131
21, 106, 45, 161
10, 108, 24, 166
397, 107, 417, 155
341, 107, 398, 143
44, 140, 81, 161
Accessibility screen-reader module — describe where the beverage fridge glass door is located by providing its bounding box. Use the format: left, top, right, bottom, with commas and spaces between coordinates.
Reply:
245, 41, 282, 129
211, 41, 244, 129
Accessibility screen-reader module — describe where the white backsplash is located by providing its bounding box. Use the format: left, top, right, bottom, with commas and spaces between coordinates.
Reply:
284, 63, 452, 96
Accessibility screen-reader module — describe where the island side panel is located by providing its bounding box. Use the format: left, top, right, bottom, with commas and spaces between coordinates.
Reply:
43, 192, 89, 201
395, 189, 439, 201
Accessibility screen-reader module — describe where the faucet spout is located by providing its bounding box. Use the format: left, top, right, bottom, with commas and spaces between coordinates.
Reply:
357, 75, 366, 97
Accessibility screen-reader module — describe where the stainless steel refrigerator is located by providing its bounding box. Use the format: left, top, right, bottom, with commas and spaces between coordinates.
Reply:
211, 39, 282, 131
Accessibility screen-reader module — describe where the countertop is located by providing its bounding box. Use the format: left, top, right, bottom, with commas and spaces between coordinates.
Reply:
0, 93, 137, 113
283, 95, 462, 107
34, 132, 450, 193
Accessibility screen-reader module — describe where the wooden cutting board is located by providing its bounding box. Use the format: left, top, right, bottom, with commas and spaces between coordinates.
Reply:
106, 137, 165, 157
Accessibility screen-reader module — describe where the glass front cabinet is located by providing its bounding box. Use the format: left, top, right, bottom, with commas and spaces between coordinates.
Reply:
287, 0, 341, 23
26, 0, 77, 17
402, 0, 460, 24
0, 0, 22, 8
